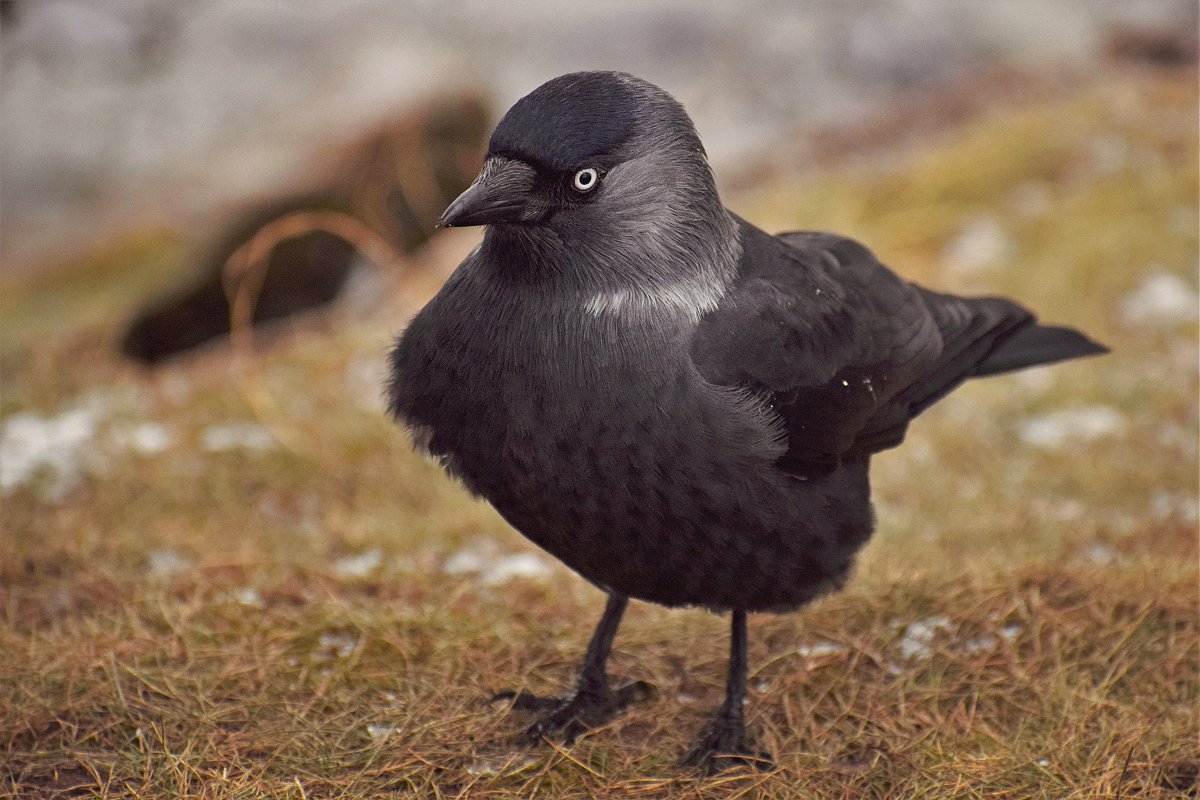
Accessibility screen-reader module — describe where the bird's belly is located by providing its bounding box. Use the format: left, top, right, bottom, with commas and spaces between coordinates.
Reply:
458, 369, 876, 612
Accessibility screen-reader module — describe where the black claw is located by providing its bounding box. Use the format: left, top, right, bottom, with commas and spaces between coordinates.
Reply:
682, 714, 773, 773
494, 680, 655, 746
492, 594, 649, 749
605, 679, 655, 708
491, 688, 562, 712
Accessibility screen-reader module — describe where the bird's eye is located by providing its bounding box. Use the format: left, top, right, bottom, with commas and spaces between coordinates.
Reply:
572, 167, 600, 193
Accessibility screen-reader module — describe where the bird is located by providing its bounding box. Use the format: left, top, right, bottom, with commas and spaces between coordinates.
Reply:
385, 71, 1107, 770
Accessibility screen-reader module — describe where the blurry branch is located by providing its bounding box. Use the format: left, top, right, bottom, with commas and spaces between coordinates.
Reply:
222, 210, 406, 458
120, 93, 489, 365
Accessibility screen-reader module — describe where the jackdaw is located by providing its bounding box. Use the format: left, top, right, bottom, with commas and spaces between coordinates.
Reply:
386, 71, 1107, 770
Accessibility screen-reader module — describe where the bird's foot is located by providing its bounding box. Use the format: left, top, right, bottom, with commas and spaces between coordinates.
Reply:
682, 712, 772, 773
493, 679, 654, 746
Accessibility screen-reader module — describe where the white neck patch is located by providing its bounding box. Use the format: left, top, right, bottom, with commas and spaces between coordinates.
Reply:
582, 280, 726, 322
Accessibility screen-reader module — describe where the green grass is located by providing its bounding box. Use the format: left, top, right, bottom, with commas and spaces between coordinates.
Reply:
2, 66, 1197, 798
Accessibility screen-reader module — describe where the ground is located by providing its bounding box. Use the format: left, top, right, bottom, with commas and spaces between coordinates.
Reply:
1, 65, 1197, 798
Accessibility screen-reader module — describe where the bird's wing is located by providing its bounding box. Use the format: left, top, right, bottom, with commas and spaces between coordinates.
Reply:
691, 216, 1034, 473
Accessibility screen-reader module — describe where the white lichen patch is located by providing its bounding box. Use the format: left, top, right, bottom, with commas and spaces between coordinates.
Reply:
236, 587, 264, 607
0, 406, 104, 498
316, 631, 360, 659
942, 215, 1013, 274
1082, 542, 1118, 565
1016, 405, 1126, 451
110, 421, 174, 455
1120, 270, 1199, 326
345, 356, 389, 413
147, 547, 192, 579
443, 544, 554, 585
894, 615, 952, 661
1149, 490, 1199, 526
795, 642, 848, 658
466, 754, 537, 777
479, 553, 553, 585
365, 723, 402, 741
200, 421, 277, 452
332, 549, 384, 578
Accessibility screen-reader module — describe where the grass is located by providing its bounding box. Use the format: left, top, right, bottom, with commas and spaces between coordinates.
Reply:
2, 65, 1197, 798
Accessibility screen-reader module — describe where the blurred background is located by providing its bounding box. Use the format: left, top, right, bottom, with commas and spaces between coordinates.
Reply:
1, 0, 1195, 272
2, 2, 1197, 797
2, 0, 1197, 361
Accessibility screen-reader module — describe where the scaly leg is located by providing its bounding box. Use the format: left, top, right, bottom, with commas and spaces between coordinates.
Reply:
682, 610, 773, 772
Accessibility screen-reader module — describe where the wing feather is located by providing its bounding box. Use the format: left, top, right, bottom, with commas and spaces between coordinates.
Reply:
692, 217, 1040, 474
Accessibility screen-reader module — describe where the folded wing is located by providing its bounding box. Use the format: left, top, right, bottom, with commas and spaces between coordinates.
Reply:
691, 218, 1106, 475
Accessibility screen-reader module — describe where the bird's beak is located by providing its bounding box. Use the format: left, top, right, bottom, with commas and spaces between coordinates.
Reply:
439, 156, 537, 228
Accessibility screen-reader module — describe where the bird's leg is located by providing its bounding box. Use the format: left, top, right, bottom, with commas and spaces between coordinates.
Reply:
682, 610, 773, 772
494, 592, 654, 745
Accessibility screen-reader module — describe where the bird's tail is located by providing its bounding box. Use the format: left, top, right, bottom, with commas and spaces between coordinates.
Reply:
837, 292, 1108, 461
972, 323, 1109, 378
900, 290, 1108, 419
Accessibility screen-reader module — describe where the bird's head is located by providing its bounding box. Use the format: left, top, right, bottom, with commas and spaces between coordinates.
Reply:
439, 72, 740, 312
440, 72, 735, 267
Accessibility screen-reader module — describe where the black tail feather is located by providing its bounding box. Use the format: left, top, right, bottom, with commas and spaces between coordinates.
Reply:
900, 293, 1031, 418
973, 324, 1109, 378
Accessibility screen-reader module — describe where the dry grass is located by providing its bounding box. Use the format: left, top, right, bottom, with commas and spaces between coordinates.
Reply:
2, 65, 1196, 798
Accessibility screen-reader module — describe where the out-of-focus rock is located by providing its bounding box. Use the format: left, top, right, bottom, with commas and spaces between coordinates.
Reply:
1104, 24, 1199, 67
119, 94, 489, 364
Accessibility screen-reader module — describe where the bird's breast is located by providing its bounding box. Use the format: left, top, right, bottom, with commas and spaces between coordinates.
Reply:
392, 299, 870, 611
